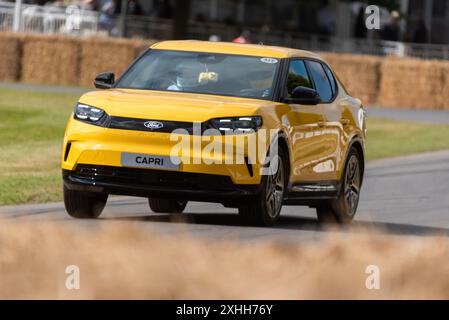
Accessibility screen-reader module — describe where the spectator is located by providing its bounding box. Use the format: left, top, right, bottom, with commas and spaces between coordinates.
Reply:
101, 0, 116, 16
317, 0, 336, 35
127, 0, 144, 16
413, 17, 428, 43
381, 10, 400, 42
354, 6, 367, 39
209, 34, 221, 42
99, 0, 119, 32
232, 30, 251, 44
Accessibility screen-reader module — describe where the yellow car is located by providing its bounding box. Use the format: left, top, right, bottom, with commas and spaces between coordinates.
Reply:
62, 40, 366, 226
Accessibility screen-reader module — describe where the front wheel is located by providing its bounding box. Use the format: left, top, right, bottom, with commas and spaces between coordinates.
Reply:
238, 147, 287, 226
63, 185, 108, 219
316, 147, 363, 224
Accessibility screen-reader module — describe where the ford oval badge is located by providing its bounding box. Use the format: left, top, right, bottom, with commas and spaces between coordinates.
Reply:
144, 121, 164, 130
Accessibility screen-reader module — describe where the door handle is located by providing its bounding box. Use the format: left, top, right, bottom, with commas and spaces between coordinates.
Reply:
340, 118, 350, 126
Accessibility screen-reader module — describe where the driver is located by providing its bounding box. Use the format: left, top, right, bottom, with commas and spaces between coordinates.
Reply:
168, 60, 204, 91
248, 70, 274, 97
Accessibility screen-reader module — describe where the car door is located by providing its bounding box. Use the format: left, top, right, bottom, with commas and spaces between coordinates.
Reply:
283, 59, 329, 185
304, 60, 343, 182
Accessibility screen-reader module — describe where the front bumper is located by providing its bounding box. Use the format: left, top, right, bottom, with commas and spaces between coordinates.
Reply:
63, 165, 262, 206
62, 117, 264, 185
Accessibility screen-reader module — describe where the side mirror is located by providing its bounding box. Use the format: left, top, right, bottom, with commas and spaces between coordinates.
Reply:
287, 86, 321, 105
94, 72, 115, 89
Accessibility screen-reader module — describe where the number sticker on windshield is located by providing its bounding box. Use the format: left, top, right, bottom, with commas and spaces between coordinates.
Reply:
261, 58, 278, 64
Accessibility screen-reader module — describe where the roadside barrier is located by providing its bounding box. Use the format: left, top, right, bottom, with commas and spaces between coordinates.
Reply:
0, 32, 21, 81
79, 37, 152, 87
378, 57, 447, 110
21, 34, 80, 85
0, 32, 447, 110
320, 53, 381, 106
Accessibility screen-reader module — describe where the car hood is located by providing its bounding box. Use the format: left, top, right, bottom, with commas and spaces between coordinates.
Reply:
78, 89, 274, 122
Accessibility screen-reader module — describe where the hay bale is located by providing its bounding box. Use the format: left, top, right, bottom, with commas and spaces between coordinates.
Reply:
134, 39, 154, 58
5, 31, 446, 111
378, 57, 445, 110
441, 61, 449, 111
320, 53, 381, 105
21, 34, 80, 85
0, 32, 21, 81
79, 37, 153, 87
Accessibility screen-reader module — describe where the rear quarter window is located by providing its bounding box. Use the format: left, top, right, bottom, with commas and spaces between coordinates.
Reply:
322, 63, 337, 96
305, 60, 333, 103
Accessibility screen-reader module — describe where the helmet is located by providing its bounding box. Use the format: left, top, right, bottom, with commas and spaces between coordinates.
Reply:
249, 70, 274, 90
175, 60, 204, 89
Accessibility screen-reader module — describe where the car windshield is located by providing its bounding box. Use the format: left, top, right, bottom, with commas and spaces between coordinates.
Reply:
116, 50, 280, 100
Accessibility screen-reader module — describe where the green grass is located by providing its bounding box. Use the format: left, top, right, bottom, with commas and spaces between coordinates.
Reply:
0, 89, 79, 205
1, 87, 449, 205
366, 118, 449, 160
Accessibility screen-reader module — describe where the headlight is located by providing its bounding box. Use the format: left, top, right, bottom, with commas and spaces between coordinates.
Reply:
208, 116, 263, 133
74, 103, 106, 123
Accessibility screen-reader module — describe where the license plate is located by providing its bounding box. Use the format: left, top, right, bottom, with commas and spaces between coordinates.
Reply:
121, 153, 179, 171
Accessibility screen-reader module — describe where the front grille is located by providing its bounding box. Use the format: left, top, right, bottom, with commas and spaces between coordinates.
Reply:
72, 165, 235, 190
107, 116, 198, 134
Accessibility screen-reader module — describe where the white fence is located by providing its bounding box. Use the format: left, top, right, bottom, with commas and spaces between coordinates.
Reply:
0, 1, 98, 35
1, 1, 448, 60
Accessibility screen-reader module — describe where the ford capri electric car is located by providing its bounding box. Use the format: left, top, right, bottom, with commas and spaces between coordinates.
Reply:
62, 40, 366, 226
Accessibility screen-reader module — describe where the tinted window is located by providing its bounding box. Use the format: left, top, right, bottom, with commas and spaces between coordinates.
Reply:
306, 61, 333, 102
286, 60, 312, 97
322, 63, 337, 95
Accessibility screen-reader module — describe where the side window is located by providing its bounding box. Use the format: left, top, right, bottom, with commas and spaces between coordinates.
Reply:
322, 63, 337, 96
286, 60, 312, 97
305, 60, 333, 102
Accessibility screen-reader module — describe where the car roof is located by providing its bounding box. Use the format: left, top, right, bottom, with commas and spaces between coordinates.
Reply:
150, 40, 321, 59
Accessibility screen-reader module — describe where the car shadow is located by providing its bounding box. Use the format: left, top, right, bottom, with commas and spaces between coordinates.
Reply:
104, 212, 449, 237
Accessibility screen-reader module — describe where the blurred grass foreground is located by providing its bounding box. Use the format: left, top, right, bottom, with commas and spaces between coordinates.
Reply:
0, 220, 449, 299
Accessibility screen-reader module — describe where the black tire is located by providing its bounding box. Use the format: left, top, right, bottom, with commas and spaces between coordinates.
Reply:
148, 198, 188, 213
238, 145, 288, 226
63, 185, 108, 219
316, 147, 363, 224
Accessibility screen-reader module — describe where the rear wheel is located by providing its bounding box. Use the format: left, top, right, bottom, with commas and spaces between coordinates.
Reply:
238, 146, 287, 226
63, 185, 108, 219
148, 198, 188, 213
316, 147, 362, 224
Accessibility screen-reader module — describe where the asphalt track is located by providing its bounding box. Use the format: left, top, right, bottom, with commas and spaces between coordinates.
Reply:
1, 150, 449, 242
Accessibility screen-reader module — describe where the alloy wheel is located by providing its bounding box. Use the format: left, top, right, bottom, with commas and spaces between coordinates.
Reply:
344, 155, 361, 216
265, 155, 285, 218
